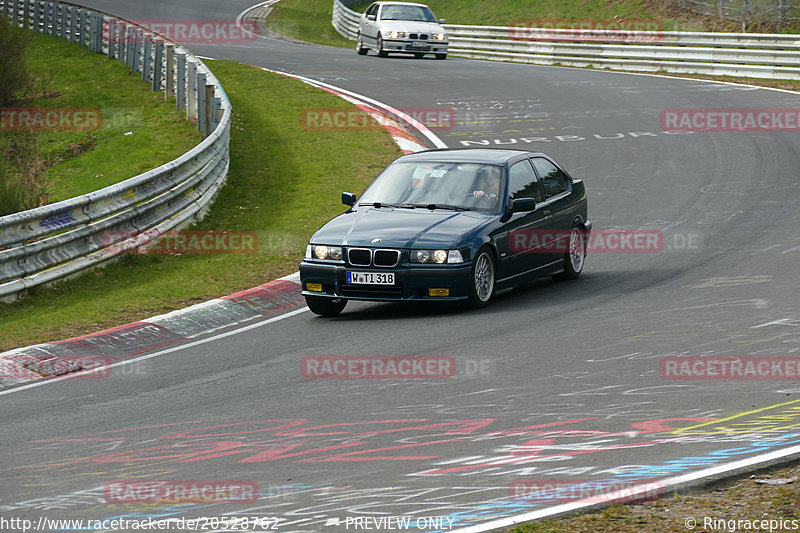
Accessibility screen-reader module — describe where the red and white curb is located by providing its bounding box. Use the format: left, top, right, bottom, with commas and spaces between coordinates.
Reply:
0, 274, 303, 387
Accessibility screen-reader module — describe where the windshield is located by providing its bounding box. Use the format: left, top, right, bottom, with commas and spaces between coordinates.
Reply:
359, 161, 505, 212
380, 4, 437, 22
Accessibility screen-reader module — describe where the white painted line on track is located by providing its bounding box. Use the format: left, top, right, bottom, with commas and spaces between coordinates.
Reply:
0, 307, 309, 396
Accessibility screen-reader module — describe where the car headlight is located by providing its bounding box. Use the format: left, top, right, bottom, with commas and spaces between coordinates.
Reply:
389, 30, 405, 39
309, 244, 343, 261
410, 249, 464, 264
433, 32, 446, 40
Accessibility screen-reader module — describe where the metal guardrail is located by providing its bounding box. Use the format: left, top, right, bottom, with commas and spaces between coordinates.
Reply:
331, 0, 800, 79
0, 0, 232, 301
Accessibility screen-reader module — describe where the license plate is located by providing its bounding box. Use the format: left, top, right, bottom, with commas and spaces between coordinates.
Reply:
347, 271, 395, 285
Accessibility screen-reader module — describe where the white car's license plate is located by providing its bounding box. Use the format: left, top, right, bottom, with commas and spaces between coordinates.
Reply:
347, 271, 395, 285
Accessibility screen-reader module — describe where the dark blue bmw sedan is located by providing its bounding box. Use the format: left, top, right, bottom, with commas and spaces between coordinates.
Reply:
299, 148, 591, 316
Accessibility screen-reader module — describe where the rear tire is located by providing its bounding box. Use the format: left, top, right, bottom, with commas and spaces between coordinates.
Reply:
435, 53, 447, 60
305, 295, 347, 316
552, 226, 586, 281
377, 35, 388, 57
414, 52, 425, 58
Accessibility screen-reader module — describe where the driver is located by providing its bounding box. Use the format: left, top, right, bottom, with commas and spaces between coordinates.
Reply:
472, 167, 501, 202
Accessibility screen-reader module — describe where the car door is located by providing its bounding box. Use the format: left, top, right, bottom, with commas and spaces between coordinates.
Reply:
361, 3, 380, 45
531, 157, 574, 256
496, 159, 556, 278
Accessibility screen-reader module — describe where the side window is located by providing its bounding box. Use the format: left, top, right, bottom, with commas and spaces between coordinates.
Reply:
532, 158, 569, 198
508, 160, 542, 202
366, 4, 378, 17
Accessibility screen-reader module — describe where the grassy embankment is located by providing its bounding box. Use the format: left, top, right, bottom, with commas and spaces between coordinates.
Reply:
0, 33, 401, 350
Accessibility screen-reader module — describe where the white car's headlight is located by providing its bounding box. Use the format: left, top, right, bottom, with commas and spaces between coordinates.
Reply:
433, 32, 446, 41
389, 30, 405, 39
309, 245, 343, 261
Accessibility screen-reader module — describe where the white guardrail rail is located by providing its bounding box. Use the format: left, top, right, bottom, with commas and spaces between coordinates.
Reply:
0, 0, 231, 301
332, 0, 800, 80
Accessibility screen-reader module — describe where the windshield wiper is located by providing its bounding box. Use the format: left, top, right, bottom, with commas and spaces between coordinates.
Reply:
358, 202, 414, 208
410, 203, 470, 211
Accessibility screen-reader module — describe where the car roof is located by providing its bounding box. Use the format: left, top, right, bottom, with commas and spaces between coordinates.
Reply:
396, 148, 546, 165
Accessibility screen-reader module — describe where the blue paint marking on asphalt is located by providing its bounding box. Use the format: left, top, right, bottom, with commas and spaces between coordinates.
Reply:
435, 433, 800, 531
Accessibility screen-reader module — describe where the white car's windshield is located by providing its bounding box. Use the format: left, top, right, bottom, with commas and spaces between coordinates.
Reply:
359, 162, 505, 211
380, 4, 437, 22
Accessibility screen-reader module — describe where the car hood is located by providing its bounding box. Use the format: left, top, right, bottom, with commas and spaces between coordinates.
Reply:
311, 207, 491, 249
378, 20, 446, 35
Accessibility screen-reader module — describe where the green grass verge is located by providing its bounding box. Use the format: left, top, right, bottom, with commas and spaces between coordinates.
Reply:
265, 0, 355, 46
0, 60, 402, 351
1, 31, 201, 213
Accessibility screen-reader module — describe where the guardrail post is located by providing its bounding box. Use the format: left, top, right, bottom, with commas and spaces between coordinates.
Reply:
142, 34, 152, 81
68, 6, 76, 42
118, 22, 127, 62
43, 2, 50, 34
88, 11, 96, 50
165, 44, 175, 99
94, 12, 102, 51
779, 0, 786, 23
59, 3, 66, 38
205, 84, 215, 137
80, 8, 88, 45
187, 61, 197, 123
125, 26, 135, 68
23, 0, 30, 29
32, 0, 39, 32
176, 53, 186, 110
197, 72, 207, 136
107, 18, 116, 58
210, 96, 222, 133
152, 40, 164, 91
12, 0, 19, 25
133, 29, 143, 71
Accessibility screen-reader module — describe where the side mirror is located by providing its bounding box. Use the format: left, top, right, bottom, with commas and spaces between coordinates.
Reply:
342, 192, 357, 206
511, 198, 536, 212
438, 18, 446, 23
367, 14, 376, 21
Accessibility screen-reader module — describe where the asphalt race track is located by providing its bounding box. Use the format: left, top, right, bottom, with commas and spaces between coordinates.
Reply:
2, 1, 800, 532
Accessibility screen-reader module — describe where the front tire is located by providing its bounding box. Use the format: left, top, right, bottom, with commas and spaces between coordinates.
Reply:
467, 247, 495, 308
553, 226, 586, 281
435, 53, 447, 60
376, 35, 388, 57
356, 33, 368, 55
305, 295, 347, 317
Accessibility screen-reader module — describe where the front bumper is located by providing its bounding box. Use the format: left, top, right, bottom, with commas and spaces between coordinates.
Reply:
383, 39, 448, 54
299, 260, 471, 302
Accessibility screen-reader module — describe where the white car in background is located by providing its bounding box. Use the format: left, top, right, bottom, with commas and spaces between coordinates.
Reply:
357, 2, 448, 59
